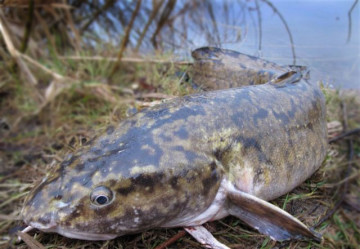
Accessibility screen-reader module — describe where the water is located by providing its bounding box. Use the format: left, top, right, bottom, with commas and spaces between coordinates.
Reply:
228, 0, 360, 89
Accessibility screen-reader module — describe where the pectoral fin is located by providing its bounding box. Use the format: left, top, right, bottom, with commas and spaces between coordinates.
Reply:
226, 185, 322, 242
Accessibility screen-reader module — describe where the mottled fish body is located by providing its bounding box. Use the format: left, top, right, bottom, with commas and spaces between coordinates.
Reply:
21, 47, 327, 245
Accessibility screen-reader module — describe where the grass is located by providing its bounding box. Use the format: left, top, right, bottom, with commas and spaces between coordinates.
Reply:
0, 53, 359, 249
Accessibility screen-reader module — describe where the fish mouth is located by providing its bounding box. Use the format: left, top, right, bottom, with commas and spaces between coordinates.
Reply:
22, 203, 118, 241
23, 210, 58, 231
25, 214, 118, 240
24, 222, 118, 241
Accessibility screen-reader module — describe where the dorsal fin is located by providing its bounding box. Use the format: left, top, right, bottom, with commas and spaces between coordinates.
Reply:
191, 47, 287, 90
270, 71, 305, 88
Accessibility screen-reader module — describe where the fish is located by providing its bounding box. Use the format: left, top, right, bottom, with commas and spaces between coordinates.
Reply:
20, 47, 327, 248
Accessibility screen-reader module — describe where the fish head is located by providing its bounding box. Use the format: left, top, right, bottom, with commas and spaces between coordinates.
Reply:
21, 114, 223, 240
21, 162, 120, 240
21, 156, 183, 239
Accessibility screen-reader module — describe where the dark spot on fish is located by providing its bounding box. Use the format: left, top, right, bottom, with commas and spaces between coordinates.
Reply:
238, 137, 261, 151
202, 172, 219, 196
172, 146, 201, 163
170, 176, 179, 190
110, 130, 163, 172
213, 140, 233, 163
131, 173, 163, 193
106, 126, 115, 135
90, 147, 102, 155
253, 108, 269, 126
99, 138, 109, 147
174, 126, 189, 139
284, 149, 290, 158
237, 63, 247, 69
309, 99, 321, 118
230, 109, 247, 128
273, 110, 290, 124
237, 136, 274, 165
287, 99, 297, 119
63, 220, 72, 227
307, 122, 313, 130
253, 168, 264, 185
144, 108, 170, 120
75, 163, 85, 172
64, 210, 82, 223
185, 171, 197, 183
202, 162, 220, 196
159, 133, 172, 142
37, 212, 52, 225
214, 148, 223, 161
116, 185, 135, 196
88, 156, 102, 163
210, 161, 217, 171
55, 154, 79, 180
173, 145, 185, 151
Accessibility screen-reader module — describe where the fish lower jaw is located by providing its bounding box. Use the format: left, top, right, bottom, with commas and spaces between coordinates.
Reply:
28, 221, 118, 241
55, 228, 118, 241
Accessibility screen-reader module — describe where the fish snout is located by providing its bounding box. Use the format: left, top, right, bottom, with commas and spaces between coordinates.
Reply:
23, 210, 59, 232
22, 200, 72, 231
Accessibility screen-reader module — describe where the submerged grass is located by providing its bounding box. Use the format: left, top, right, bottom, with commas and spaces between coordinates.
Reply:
0, 52, 359, 249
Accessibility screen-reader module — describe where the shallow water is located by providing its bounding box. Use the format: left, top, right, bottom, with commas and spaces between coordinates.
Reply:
229, 0, 360, 89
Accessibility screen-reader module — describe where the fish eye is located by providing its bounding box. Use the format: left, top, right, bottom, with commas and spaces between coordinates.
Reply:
90, 186, 113, 206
